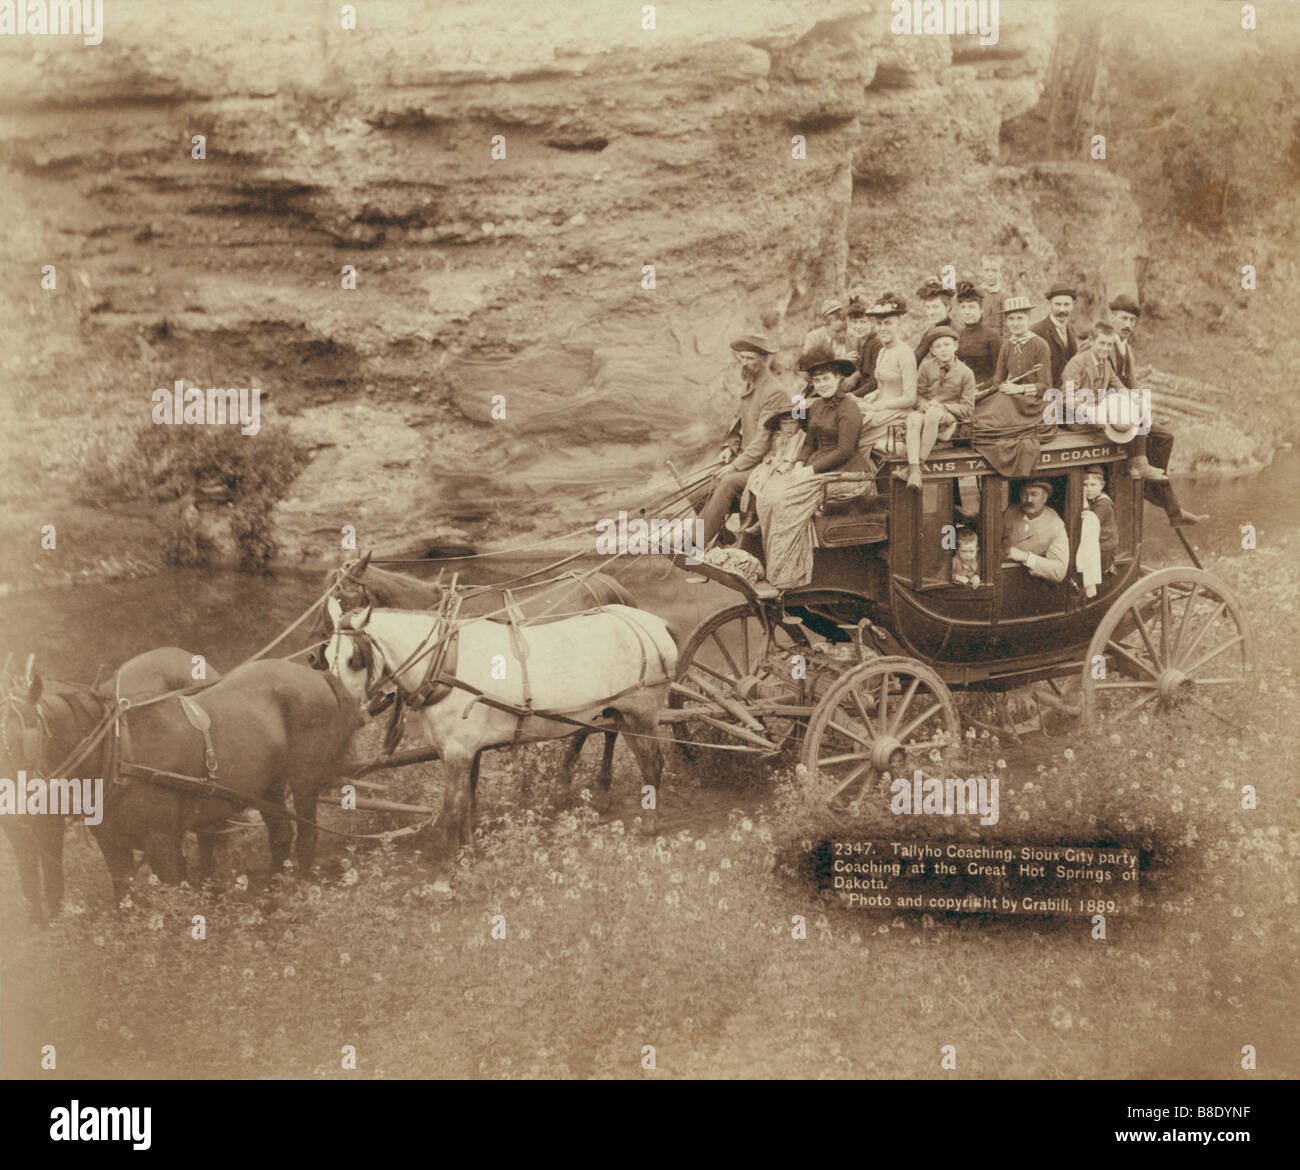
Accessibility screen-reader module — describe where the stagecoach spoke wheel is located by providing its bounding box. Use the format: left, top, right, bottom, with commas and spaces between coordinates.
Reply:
668, 604, 814, 762
1081, 568, 1255, 733
802, 657, 961, 816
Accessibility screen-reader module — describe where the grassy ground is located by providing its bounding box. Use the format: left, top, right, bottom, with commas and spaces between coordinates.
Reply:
1, 538, 1294, 1080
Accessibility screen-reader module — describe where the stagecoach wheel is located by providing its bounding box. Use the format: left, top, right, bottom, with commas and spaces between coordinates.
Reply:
1080, 567, 1255, 734
802, 656, 961, 815
668, 603, 811, 762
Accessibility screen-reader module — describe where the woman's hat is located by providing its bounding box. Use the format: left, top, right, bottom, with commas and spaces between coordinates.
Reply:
865, 293, 907, 318
955, 280, 983, 303
798, 340, 856, 377
1002, 295, 1033, 314
916, 277, 953, 302
730, 333, 775, 355
1099, 390, 1142, 444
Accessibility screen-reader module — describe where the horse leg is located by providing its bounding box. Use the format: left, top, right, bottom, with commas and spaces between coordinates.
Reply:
145, 827, 187, 886
598, 731, 617, 795
559, 732, 586, 780
468, 752, 482, 835
438, 750, 475, 857
291, 789, 318, 874
38, 818, 66, 920
4, 824, 46, 924
92, 825, 135, 909
195, 831, 218, 885
261, 780, 294, 878
612, 702, 664, 836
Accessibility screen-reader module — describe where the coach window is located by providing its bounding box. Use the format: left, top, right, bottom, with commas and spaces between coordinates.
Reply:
1105, 462, 1137, 566
919, 478, 987, 588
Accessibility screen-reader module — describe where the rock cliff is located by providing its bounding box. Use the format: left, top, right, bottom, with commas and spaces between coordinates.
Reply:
0, 0, 1270, 571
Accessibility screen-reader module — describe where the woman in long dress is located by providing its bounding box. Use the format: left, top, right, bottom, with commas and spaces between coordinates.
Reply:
856, 294, 918, 453
753, 343, 871, 591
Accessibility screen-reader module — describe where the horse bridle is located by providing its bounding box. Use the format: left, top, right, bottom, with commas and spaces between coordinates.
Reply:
0, 687, 51, 773
330, 627, 397, 716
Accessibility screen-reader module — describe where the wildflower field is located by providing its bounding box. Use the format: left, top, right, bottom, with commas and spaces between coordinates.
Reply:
1, 540, 1296, 1079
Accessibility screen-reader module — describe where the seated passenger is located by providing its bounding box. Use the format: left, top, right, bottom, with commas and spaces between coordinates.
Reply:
993, 298, 1052, 395
1003, 480, 1067, 582
856, 293, 918, 450
895, 327, 976, 491
1108, 294, 1208, 527
955, 282, 1000, 386
1060, 321, 1166, 483
742, 409, 809, 524
950, 526, 981, 588
753, 343, 870, 591
697, 333, 793, 545
843, 290, 877, 394
914, 278, 956, 365
803, 297, 850, 357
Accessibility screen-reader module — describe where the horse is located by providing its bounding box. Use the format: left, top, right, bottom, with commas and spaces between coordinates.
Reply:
324, 598, 677, 854
86, 657, 364, 903
313, 555, 639, 787
1, 648, 221, 922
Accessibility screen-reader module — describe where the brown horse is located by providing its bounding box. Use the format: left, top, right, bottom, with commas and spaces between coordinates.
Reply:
313, 557, 636, 785
1, 648, 220, 922
90, 657, 363, 903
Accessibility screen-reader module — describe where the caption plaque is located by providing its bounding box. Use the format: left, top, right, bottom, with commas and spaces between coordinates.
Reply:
822, 840, 1140, 916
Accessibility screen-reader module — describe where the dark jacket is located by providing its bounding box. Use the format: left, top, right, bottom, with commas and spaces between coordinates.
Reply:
1090, 491, 1119, 572
1030, 316, 1079, 387
850, 334, 884, 396
956, 321, 1001, 386
1112, 338, 1137, 389
797, 392, 868, 474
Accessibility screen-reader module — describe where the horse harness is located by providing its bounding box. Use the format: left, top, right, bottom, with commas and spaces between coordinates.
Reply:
340, 600, 673, 750
1, 688, 54, 774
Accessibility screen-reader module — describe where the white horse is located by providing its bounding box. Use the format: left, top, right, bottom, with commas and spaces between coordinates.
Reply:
324, 599, 677, 851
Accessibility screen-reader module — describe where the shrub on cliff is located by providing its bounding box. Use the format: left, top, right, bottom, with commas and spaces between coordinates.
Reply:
83, 425, 308, 571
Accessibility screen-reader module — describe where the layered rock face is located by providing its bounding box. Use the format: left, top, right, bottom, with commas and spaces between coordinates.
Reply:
1, 0, 1158, 565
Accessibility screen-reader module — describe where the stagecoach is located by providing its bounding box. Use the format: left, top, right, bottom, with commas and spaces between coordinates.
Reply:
666, 425, 1253, 806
